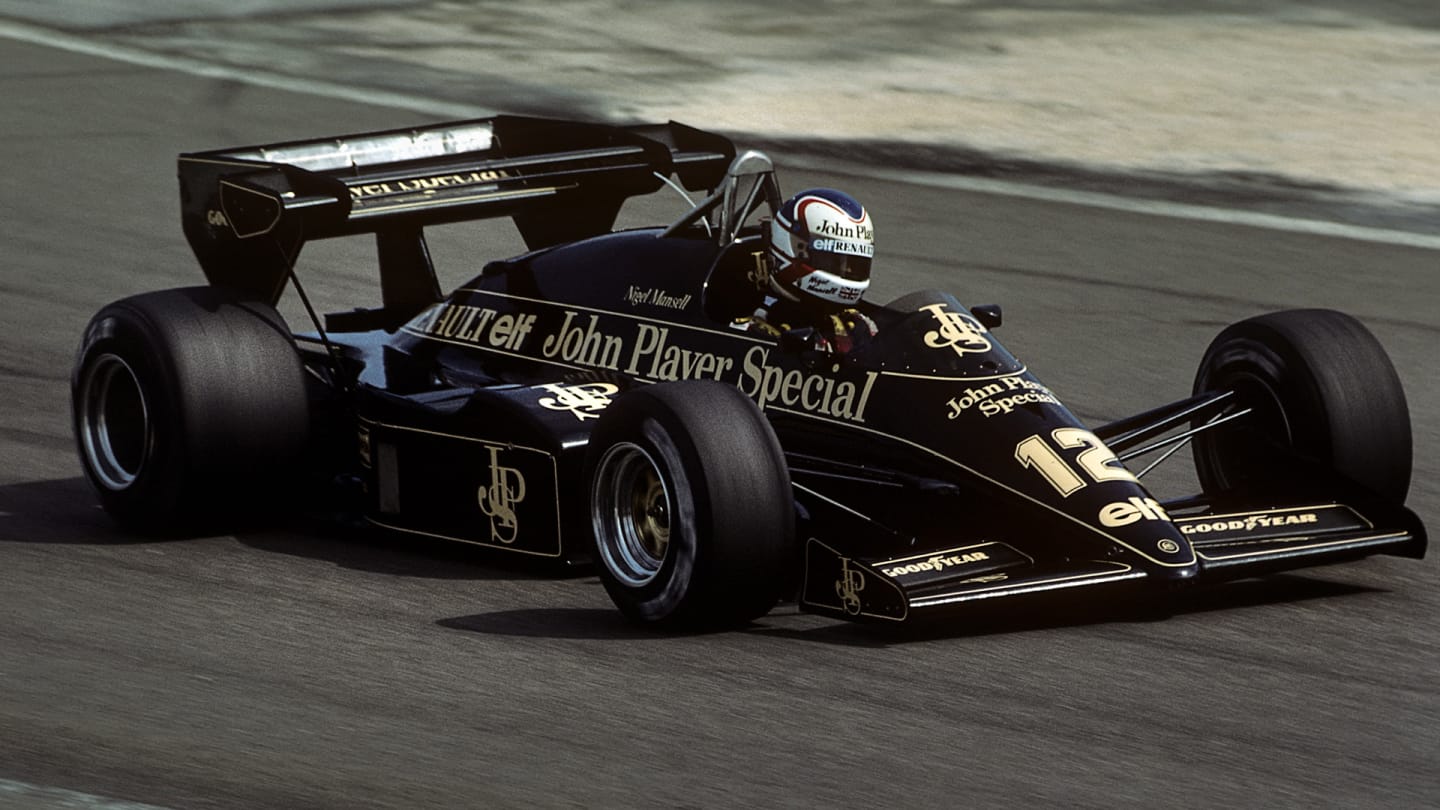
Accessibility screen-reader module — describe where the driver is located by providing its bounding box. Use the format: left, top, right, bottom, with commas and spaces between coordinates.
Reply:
733, 188, 879, 355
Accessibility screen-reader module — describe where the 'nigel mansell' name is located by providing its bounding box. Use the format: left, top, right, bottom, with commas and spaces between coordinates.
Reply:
624, 285, 692, 311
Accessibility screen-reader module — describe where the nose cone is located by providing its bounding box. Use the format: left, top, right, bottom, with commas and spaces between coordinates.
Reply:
1089, 492, 1198, 577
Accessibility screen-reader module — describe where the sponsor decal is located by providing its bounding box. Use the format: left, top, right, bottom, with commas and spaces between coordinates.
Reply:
835, 557, 866, 615
803, 538, 907, 621
946, 377, 1060, 418
410, 303, 539, 352
350, 169, 512, 200
1180, 512, 1320, 535
746, 250, 770, 289
879, 550, 991, 579
623, 324, 736, 381
411, 299, 878, 424
1098, 496, 1171, 527
477, 445, 526, 543
623, 285, 693, 311
537, 382, 618, 421
873, 542, 1027, 590
811, 217, 873, 242
809, 238, 874, 257
356, 419, 563, 557
919, 303, 992, 357
738, 346, 877, 422
525, 312, 737, 381
206, 209, 229, 227
541, 310, 627, 369
1184, 505, 1386, 562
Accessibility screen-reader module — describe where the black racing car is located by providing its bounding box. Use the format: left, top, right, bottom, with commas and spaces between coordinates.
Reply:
72, 116, 1426, 628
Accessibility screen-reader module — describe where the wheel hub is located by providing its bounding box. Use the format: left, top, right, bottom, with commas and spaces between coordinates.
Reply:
592, 443, 672, 587
78, 353, 150, 490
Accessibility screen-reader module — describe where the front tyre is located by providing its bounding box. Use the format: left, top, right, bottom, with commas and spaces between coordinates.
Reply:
72, 286, 310, 530
1192, 308, 1411, 502
585, 381, 793, 629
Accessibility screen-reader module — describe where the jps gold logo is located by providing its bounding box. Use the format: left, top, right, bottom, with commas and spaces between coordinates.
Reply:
746, 250, 770, 291
919, 302, 992, 357
477, 445, 526, 543
537, 382, 618, 421
835, 558, 866, 615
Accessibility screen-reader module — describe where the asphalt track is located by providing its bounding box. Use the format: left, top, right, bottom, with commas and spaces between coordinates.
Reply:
2, 38, 1438, 810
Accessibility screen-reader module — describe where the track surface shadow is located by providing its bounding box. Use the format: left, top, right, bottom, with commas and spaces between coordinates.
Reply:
438, 608, 656, 641
6, 478, 1385, 635
438, 573, 1380, 645
0, 477, 138, 544
0, 476, 579, 582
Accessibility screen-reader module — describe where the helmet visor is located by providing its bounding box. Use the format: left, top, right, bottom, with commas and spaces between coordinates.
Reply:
806, 245, 872, 282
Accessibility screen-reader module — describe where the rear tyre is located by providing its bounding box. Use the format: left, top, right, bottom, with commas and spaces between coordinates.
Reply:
1192, 309, 1410, 502
585, 381, 793, 629
72, 286, 310, 531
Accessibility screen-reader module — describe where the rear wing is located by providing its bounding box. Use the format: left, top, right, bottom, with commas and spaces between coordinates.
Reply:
178, 116, 735, 307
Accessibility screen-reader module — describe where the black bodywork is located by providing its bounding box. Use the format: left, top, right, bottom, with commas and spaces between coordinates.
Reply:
173, 117, 1425, 622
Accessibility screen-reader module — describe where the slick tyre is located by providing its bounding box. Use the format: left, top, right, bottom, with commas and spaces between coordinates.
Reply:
585, 380, 793, 630
72, 286, 310, 531
1192, 308, 1411, 502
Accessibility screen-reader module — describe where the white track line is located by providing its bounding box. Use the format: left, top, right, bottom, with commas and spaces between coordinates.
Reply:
880, 169, 1440, 251
0, 777, 176, 810
4, 17, 1439, 252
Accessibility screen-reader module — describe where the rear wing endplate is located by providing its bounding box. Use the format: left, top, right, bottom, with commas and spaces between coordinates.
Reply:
178, 116, 735, 305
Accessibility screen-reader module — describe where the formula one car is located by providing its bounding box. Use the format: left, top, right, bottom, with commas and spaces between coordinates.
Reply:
72, 116, 1426, 628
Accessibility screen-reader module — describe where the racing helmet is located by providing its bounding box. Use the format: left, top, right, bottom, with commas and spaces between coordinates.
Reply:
768, 188, 874, 307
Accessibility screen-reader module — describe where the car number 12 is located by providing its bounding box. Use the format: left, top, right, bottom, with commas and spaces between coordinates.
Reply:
1014, 427, 1138, 497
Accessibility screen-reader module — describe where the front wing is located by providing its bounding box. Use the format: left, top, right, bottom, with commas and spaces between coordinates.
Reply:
795, 488, 1425, 622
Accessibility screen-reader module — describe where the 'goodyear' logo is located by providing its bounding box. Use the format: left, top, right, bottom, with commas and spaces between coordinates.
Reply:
1181, 512, 1319, 535
880, 551, 990, 579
